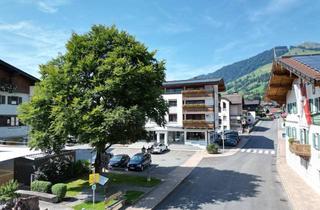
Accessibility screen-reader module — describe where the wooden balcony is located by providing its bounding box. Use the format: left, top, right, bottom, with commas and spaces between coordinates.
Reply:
183, 104, 214, 112
289, 141, 311, 159
182, 89, 213, 97
183, 120, 214, 129
0, 170, 13, 186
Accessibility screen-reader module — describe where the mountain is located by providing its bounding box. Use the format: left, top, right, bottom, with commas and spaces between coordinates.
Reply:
193, 42, 320, 99
194, 46, 289, 83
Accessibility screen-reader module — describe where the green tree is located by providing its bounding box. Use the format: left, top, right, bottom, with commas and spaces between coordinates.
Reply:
18, 25, 168, 172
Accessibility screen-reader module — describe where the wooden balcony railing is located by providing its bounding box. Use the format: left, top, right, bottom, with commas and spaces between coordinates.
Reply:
183, 120, 214, 129
0, 170, 14, 186
183, 104, 214, 112
182, 89, 213, 97
289, 141, 311, 159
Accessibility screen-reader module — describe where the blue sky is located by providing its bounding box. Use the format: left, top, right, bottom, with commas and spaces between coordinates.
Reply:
0, 0, 320, 80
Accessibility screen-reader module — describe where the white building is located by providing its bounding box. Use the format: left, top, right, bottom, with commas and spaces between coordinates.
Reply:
219, 93, 243, 133
0, 60, 38, 143
145, 78, 225, 148
266, 54, 320, 193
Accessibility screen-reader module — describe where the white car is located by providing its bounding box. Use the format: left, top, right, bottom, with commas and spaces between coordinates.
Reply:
151, 143, 168, 154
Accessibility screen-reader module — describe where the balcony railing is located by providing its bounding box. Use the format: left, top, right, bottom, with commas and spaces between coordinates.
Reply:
183, 104, 214, 112
183, 120, 214, 129
289, 141, 311, 159
182, 89, 213, 97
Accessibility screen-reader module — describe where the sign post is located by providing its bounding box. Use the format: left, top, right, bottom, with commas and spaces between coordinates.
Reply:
92, 184, 96, 208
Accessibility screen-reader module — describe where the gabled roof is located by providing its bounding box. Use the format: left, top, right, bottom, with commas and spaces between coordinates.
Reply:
0, 59, 39, 83
163, 78, 226, 91
222, 93, 243, 104
265, 54, 320, 105
244, 99, 260, 106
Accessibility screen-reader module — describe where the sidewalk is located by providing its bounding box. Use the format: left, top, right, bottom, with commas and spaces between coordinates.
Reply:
126, 150, 204, 210
277, 125, 320, 210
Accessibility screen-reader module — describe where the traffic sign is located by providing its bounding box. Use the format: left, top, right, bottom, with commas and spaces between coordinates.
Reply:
89, 173, 100, 184
91, 184, 96, 191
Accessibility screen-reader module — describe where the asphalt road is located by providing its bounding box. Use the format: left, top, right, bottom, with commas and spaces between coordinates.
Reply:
155, 120, 292, 210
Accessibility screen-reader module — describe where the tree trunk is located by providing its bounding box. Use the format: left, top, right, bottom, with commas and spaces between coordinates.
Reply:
94, 144, 105, 173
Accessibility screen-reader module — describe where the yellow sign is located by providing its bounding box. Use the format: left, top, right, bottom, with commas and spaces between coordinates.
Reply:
89, 173, 100, 185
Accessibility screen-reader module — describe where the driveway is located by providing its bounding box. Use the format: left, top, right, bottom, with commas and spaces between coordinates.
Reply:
107, 147, 195, 179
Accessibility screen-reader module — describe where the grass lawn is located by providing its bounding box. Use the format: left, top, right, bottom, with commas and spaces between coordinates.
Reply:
66, 173, 160, 197
73, 200, 105, 210
124, 190, 144, 204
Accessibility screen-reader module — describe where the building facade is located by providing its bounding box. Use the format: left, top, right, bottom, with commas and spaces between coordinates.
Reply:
219, 93, 243, 133
0, 60, 38, 142
145, 78, 225, 147
266, 54, 320, 193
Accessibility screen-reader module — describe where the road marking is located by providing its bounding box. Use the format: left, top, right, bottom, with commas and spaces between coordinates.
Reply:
264, 150, 269, 154
258, 150, 263, 154
271, 150, 275, 155
241, 149, 246, 152
246, 149, 251, 153
252, 149, 257, 153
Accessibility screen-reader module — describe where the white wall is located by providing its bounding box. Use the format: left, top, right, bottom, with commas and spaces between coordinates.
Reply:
0, 91, 29, 115
285, 79, 320, 193
219, 98, 230, 130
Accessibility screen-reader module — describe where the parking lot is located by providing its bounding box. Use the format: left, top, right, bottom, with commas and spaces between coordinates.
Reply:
107, 147, 195, 179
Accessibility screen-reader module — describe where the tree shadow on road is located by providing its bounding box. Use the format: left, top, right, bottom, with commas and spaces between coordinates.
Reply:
241, 135, 275, 150
155, 167, 262, 210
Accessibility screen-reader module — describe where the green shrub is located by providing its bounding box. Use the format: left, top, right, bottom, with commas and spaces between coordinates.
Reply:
31, 180, 52, 193
51, 183, 67, 201
72, 160, 90, 176
206, 144, 219, 154
0, 180, 19, 202
288, 138, 296, 144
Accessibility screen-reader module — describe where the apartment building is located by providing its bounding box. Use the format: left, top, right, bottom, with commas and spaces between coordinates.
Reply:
146, 78, 225, 147
0, 59, 38, 142
219, 93, 243, 133
265, 54, 320, 192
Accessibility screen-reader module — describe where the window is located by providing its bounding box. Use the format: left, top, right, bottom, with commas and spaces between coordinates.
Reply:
186, 132, 205, 141
165, 88, 182, 94
223, 102, 226, 109
292, 127, 297, 139
168, 100, 177, 107
185, 100, 205, 104
0, 115, 21, 126
186, 114, 205, 120
169, 114, 177, 122
8, 96, 22, 105
0, 95, 5, 104
309, 99, 314, 113
315, 98, 320, 113
312, 133, 320, 150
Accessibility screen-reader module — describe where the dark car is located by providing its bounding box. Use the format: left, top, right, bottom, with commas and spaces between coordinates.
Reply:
224, 136, 238, 147
224, 133, 240, 143
108, 154, 130, 169
127, 153, 152, 171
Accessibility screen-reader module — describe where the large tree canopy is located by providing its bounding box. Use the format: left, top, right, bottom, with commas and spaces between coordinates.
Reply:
19, 25, 168, 171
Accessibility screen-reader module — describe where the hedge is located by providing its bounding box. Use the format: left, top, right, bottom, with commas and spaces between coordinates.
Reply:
31, 180, 52, 193
51, 183, 67, 201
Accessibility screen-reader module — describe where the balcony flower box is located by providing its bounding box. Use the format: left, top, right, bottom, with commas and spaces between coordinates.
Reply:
183, 104, 213, 112
182, 89, 212, 97
289, 139, 311, 159
183, 120, 213, 129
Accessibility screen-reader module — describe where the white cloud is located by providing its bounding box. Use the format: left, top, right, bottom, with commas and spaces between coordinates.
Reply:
0, 21, 70, 77
19, 0, 70, 13
250, 0, 299, 21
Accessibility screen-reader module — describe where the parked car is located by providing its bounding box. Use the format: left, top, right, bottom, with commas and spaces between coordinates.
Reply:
224, 136, 238, 147
224, 133, 240, 143
127, 153, 152, 171
108, 154, 130, 169
151, 143, 168, 154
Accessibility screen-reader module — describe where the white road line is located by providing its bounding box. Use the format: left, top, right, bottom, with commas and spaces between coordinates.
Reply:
258, 150, 263, 154
252, 149, 257, 153
241, 149, 246, 152
246, 149, 251, 153
264, 150, 269, 154
271, 150, 275, 155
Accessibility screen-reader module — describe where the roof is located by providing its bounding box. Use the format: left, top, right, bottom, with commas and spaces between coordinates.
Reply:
265, 54, 320, 105
244, 99, 260, 106
222, 93, 243, 104
163, 78, 226, 91
0, 59, 39, 83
